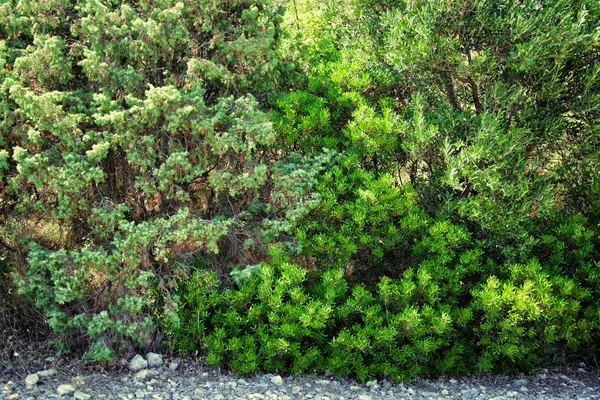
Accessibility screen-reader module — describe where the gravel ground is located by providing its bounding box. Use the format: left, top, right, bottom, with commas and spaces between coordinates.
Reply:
1, 354, 599, 400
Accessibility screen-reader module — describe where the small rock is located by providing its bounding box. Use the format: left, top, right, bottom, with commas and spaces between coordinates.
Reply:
25, 374, 39, 387
350, 386, 361, 391
169, 358, 181, 371
506, 391, 518, 397
366, 380, 377, 388
129, 354, 148, 371
212, 395, 225, 400
577, 368, 588, 374
292, 386, 302, 394
358, 395, 373, 400
315, 379, 331, 385
407, 388, 415, 395
37, 369, 57, 377
56, 384, 76, 395
441, 389, 449, 396
520, 386, 529, 392
45, 357, 56, 362
537, 373, 547, 380
513, 379, 528, 386
271, 375, 284, 386
134, 369, 154, 381
146, 352, 163, 367
449, 379, 458, 384
74, 391, 92, 400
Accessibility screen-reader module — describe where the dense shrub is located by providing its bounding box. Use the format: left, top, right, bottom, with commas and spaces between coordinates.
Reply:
164, 252, 599, 381
0, 0, 316, 358
1, 0, 599, 377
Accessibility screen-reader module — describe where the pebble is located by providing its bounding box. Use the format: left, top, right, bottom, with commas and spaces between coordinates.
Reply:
146, 353, 163, 368
37, 369, 57, 377
134, 369, 154, 381
24, 374, 39, 387
271, 375, 284, 386
56, 384, 76, 395
128, 355, 148, 371
169, 358, 181, 371
2, 356, 599, 400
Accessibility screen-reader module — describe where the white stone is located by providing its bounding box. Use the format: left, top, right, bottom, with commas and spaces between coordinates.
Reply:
25, 374, 39, 387
441, 389, 449, 396
358, 395, 373, 400
366, 380, 377, 387
134, 369, 154, 381
128, 354, 148, 371
37, 369, 57, 377
169, 359, 180, 371
74, 391, 92, 400
56, 384, 76, 395
315, 379, 330, 385
449, 379, 458, 384
146, 352, 163, 367
271, 375, 284, 386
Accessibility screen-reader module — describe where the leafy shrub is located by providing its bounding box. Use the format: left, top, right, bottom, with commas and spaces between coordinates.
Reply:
165, 249, 599, 382
0, 0, 314, 358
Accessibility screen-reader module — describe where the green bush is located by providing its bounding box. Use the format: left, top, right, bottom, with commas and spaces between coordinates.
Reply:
0, 0, 314, 358
165, 249, 599, 382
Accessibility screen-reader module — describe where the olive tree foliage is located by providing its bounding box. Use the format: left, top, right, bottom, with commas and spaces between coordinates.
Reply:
0, 0, 322, 358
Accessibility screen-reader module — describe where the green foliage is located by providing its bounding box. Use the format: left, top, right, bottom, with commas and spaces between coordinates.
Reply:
166, 256, 599, 381
1, 0, 599, 378
0, 0, 314, 358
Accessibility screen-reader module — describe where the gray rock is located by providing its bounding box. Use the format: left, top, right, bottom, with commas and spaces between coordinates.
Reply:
37, 369, 57, 377
366, 380, 377, 388
56, 384, 77, 395
146, 352, 163, 368
128, 355, 148, 371
441, 389, 449, 396
169, 358, 181, 371
514, 379, 529, 386
315, 380, 331, 385
358, 396, 373, 400
25, 374, 39, 387
74, 391, 92, 400
271, 375, 284, 386
134, 369, 154, 381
